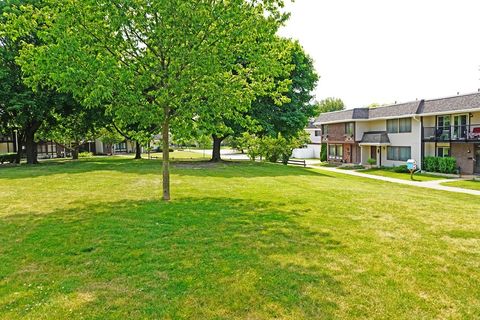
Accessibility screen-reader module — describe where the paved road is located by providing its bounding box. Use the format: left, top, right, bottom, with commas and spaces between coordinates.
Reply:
311, 165, 480, 196
187, 149, 250, 160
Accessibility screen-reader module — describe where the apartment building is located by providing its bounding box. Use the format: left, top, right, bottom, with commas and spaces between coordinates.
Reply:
315, 92, 480, 175
292, 120, 322, 159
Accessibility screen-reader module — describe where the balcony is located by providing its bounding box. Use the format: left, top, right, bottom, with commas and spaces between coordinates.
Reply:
423, 124, 480, 142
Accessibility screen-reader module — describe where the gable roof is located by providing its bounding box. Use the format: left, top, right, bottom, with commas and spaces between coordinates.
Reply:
315, 92, 480, 125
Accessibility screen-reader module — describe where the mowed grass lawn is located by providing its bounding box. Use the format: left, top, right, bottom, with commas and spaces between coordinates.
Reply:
1, 157, 480, 319
441, 179, 480, 191
358, 168, 447, 182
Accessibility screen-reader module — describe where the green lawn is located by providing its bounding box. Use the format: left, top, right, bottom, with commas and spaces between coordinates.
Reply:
441, 179, 480, 191
358, 168, 447, 182
1, 157, 480, 319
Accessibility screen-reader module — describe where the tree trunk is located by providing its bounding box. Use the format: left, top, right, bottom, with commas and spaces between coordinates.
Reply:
25, 127, 38, 165
72, 148, 79, 160
211, 135, 224, 162
135, 141, 142, 159
162, 109, 171, 201
14, 132, 24, 164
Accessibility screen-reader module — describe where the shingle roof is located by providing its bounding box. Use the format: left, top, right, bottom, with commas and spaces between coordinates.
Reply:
360, 131, 391, 145
369, 101, 421, 119
420, 92, 480, 114
315, 92, 480, 124
316, 108, 369, 123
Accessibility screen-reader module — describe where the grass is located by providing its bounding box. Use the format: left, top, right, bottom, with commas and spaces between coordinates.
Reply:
358, 168, 447, 182
441, 179, 480, 191
1, 157, 480, 319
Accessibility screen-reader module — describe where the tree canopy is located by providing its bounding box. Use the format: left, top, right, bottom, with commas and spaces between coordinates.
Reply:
5, 0, 289, 200
317, 97, 345, 114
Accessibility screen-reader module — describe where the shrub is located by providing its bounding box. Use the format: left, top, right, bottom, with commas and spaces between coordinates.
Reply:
439, 157, 457, 174
78, 152, 94, 158
423, 156, 439, 172
320, 143, 327, 162
392, 165, 409, 173
0, 153, 17, 164
367, 158, 376, 166
423, 156, 457, 174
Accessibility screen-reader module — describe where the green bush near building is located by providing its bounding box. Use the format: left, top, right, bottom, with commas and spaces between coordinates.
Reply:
423, 156, 457, 174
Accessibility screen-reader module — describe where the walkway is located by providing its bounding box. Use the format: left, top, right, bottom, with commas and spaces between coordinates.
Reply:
310, 165, 480, 196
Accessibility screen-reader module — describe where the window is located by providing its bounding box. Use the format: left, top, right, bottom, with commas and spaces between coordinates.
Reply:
314, 130, 322, 137
328, 144, 343, 159
437, 115, 451, 129
329, 145, 335, 158
387, 119, 399, 133
387, 146, 411, 161
387, 118, 411, 133
345, 122, 354, 135
323, 125, 329, 135
336, 145, 343, 158
399, 118, 412, 133
437, 147, 451, 157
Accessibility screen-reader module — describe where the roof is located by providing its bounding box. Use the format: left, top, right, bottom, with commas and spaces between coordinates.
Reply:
315, 92, 480, 125
360, 131, 391, 145
316, 108, 369, 124
368, 101, 421, 119
420, 92, 480, 114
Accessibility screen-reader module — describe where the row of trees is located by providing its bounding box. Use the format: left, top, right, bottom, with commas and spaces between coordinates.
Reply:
1, 0, 320, 200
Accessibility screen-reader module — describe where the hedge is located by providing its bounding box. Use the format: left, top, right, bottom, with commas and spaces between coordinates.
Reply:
0, 153, 17, 164
423, 156, 457, 174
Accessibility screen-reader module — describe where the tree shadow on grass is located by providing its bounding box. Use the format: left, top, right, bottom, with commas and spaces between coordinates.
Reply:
0, 157, 332, 180
0, 197, 344, 319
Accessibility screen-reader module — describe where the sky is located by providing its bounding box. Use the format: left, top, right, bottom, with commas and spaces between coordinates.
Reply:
278, 0, 480, 109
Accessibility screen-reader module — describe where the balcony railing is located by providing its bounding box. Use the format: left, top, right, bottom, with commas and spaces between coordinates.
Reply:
423, 124, 480, 142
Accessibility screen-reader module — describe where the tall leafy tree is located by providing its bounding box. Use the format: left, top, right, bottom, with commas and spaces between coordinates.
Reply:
317, 97, 345, 114
201, 39, 319, 161
0, 0, 67, 164
6, 0, 287, 200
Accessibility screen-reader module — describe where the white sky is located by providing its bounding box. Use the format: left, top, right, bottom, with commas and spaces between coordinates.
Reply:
279, 0, 480, 108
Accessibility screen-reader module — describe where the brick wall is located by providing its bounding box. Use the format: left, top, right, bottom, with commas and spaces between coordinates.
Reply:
451, 143, 474, 174
324, 123, 346, 143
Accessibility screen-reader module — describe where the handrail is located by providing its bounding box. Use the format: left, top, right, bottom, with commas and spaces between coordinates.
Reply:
423, 124, 480, 141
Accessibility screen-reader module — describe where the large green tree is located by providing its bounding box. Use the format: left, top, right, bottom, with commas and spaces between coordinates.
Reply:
200, 39, 319, 162
0, 0, 68, 164
6, 0, 288, 200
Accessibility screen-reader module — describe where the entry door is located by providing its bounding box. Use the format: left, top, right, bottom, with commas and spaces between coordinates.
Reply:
475, 145, 480, 174
370, 146, 377, 160
453, 115, 468, 140
345, 144, 352, 163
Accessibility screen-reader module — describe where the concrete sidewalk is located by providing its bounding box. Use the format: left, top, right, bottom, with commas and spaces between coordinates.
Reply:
310, 165, 480, 196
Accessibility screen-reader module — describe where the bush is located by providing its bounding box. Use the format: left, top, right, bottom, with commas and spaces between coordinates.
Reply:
423, 156, 439, 173
392, 165, 409, 173
439, 157, 457, 174
0, 153, 17, 164
367, 158, 376, 166
78, 152, 94, 158
320, 143, 327, 162
423, 156, 457, 174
